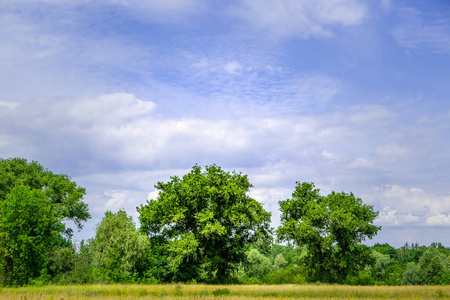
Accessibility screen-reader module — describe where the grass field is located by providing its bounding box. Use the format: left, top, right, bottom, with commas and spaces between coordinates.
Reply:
0, 284, 449, 300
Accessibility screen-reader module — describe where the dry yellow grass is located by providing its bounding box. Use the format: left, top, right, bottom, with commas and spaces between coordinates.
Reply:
0, 284, 448, 300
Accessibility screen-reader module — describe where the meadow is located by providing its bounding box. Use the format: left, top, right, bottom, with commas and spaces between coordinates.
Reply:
0, 284, 449, 300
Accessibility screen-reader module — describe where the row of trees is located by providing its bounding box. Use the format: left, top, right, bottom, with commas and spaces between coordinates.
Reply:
235, 242, 450, 285
0, 158, 448, 286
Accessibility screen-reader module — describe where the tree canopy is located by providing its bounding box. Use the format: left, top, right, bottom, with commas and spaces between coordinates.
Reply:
277, 182, 381, 283
138, 164, 271, 282
0, 158, 90, 233
0, 158, 90, 285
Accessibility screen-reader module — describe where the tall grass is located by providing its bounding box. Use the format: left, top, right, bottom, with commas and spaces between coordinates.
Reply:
0, 284, 448, 299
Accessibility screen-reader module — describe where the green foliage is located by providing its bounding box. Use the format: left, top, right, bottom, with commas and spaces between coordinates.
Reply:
397, 242, 426, 265
91, 210, 148, 283
277, 182, 381, 284
138, 164, 271, 282
344, 271, 375, 286
0, 185, 64, 285
49, 245, 76, 283
48, 240, 95, 285
262, 264, 307, 284
419, 248, 447, 284
383, 260, 403, 286
245, 249, 272, 279
267, 244, 304, 266
0, 158, 90, 286
273, 253, 288, 270
372, 243, 398, 260
403, 262, 425, 285
0, 158, 90, 234
369, 251, 391, 281
140, 236, 172, 283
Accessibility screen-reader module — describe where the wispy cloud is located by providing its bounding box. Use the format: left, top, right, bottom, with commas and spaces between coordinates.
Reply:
228, 0, 367, 39
392, 6, 450, 53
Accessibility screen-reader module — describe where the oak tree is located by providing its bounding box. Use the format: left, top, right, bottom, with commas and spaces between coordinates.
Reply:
277, 182, 380, 283
138, 165, 271, 282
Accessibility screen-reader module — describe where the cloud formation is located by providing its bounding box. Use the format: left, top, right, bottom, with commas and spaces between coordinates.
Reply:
228, 0, 367, 38
365, 185, 450, 228
1, 0, 449, 247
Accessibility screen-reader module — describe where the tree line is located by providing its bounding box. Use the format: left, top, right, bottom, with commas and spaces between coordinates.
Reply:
0, 158, 449, 286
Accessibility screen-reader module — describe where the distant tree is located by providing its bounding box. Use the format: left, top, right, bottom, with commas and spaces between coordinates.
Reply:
273, 253, 288, 270
419, 248, 446, 284
369, 251, 391, 281
397, 242, 425, 265
245, 249, 272, 279
138, 165, 271, 282
48, 238, 94, 285
372, 243, 398, 260
268, 244, 304, 266
277, 182, 381, 283
91, 210, 148, 283
402, 262, 425, 285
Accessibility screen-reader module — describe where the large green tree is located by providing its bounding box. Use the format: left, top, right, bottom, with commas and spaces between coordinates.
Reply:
138, 164, 271, 282
277, 182, 380, 283
0, 158, 90, 285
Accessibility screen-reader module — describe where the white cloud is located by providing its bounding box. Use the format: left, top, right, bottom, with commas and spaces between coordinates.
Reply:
349, 158, 374, 168
249, 187, 291, 228
1, 92, 401, 173
63, 93, 156, 126
375, 143, 408, 160
377, 209, 421, 226
426, 214, 450, 227
366, 185, 450, 228
348, 105, 396, 124
228, 0, 367, 39
321, 150, 335, 160
223, 61, 243, 74
0, 101, 20, 110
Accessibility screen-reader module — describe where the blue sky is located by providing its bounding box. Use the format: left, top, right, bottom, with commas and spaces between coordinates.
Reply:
1, 0, 449, 247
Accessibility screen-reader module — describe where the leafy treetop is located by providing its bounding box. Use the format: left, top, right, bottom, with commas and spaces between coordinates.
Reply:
277, 182, 381, 283
138, 164, 272, 282
0, 158, 90, 232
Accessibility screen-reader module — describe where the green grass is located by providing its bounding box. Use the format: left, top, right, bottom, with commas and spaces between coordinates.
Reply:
0, 284, 449, 299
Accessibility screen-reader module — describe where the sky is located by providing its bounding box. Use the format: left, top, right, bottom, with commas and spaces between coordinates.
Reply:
1, 0, 449, 248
